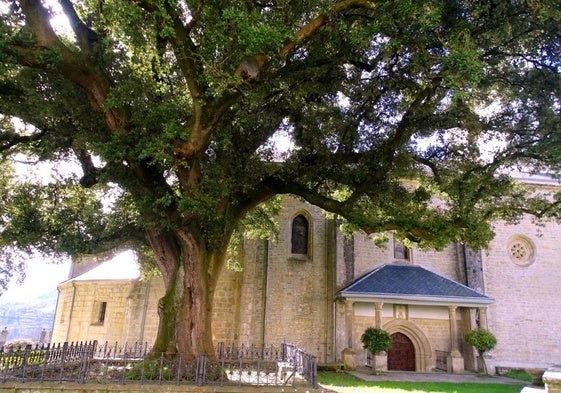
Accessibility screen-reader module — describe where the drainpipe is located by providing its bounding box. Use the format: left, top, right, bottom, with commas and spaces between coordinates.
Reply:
261, 240, 270, 348
332, 226, 339, 362
324, 218, 329, 363
50, 286, 62, 343
461, 244, 469, 286
138, 279, 151, 343
333, 301, 337, 362
66, 282, 77, 342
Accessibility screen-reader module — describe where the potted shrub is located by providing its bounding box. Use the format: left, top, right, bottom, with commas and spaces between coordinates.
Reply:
360, 327, 392, 374
465, 328, 497, 375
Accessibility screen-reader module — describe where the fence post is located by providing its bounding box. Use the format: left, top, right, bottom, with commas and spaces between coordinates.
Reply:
176, 355, 182, 384
159, 352, 164, 384
311, 355, 318, 388
196, 354, 207, 386
21, 345, 32, 381
1, 349, 8, 383
220, 353, 225, 387
91, 340, 98, 359
40, 343, 50, 382
59, 342, 68, 382
78, 344, 90, 384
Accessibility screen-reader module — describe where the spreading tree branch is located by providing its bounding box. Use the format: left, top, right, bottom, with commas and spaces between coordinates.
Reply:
16, 0, 127, 131
278, 0, 375, 58
59, 0, 99, 54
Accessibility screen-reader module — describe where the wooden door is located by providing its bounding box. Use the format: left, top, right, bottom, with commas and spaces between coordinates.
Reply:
387, 332, 415, 371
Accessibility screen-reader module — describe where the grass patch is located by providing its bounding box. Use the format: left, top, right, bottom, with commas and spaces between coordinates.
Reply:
317, 371, 525, 393
503, 369, 532, 382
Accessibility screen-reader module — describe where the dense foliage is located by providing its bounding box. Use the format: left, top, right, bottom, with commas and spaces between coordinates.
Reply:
361, 327, 392, 372
465, 328, 497, 356
360, 327, 392, 355
465, 328, 497, 375
0, 0, 560, 356
361, 327, 392, 355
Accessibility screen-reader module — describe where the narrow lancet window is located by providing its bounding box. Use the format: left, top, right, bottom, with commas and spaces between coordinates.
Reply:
291, 215, 309, 255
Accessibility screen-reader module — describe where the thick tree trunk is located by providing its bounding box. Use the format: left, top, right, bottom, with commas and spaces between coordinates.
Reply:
371, 353, 377, 374
478, 353, 488, 375
149, 228, 225, 360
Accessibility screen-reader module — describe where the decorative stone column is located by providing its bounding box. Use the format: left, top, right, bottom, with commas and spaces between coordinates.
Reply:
374, 302, 383, 329
342, 300, 356, 370
478, 307, 488, 329
477, 307, 495, 374
345, 300, 355, 348
447, 305, 465, 373
373, 302, 387, 371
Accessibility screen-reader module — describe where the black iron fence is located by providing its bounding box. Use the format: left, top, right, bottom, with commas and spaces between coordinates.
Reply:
0, 341, 317, 388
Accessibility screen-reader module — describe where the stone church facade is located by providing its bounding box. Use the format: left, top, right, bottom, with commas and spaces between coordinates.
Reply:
51, 179, 561, 373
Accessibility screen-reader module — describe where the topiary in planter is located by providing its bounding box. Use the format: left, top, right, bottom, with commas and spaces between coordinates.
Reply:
360, 327, 392, 374
465, 328, 497, 375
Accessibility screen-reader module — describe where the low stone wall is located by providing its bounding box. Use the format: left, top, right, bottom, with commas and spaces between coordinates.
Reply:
0, 382, 321, 393
544, 368, 561, 393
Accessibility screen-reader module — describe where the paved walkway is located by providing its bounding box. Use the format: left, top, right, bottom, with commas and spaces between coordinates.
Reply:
349, 366, 529, 385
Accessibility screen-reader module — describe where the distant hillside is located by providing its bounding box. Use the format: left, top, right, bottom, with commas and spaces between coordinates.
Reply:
0, 290, 58, 344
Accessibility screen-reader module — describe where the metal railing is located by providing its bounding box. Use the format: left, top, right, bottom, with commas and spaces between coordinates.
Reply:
0, 341, 317, 388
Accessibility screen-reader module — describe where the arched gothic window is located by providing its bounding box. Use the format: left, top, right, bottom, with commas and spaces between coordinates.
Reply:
291, 214, 309, 255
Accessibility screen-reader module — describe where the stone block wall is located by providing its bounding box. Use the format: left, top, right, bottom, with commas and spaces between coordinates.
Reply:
413, 318, 452, 354
50, 187, 561, 369
212, 265, 241, 344
416, 245, 461, 282
130, 277, 165, 345
234, 238, 268, 346
351, 232, 389, 281
207, 196, 335, 360
483, 215, 561, 369
51, 280, 138, 344
352, 306, 463, 370
50, 285, 72, 344
256, 196, 331, 357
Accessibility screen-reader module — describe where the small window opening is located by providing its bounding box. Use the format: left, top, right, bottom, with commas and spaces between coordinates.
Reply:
98, 302, 107, 324
92, 301, 107, 325
394, 240, 410, 260
291, 214, 309, 255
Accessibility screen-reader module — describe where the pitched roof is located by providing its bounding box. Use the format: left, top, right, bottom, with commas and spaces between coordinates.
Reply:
338, 264, 493, 307
60, 251, 140, 284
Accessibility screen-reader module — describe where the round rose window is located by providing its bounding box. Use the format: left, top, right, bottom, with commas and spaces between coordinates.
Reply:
507, 235, 536, 266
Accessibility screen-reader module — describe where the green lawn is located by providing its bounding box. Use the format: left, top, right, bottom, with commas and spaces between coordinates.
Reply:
317, 371, 525, 393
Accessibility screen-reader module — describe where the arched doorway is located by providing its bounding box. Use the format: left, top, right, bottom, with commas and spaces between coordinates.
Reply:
383, 319, 433, 371
388, 332, 415, 371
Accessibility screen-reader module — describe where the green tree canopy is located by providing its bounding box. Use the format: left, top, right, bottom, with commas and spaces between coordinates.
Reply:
465, 328, 497, 357
465, 328, 497, 374
361, 327, 392, 373
0, 0, 560, 357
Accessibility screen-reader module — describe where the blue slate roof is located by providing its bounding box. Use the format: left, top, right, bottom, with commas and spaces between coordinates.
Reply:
339, 264, 493, 305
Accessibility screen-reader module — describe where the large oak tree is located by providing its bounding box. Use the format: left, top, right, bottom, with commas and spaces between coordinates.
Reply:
0, 0, 560, 358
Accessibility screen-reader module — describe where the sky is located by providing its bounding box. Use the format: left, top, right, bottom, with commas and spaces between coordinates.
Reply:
0, 250, 139, 304
0, 256, 71, 304
0, 3, 72, 305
